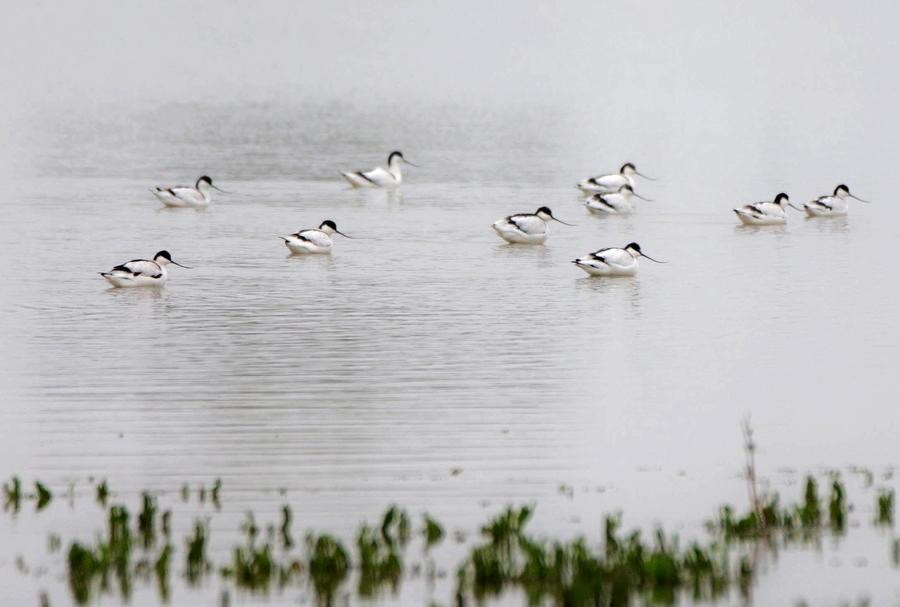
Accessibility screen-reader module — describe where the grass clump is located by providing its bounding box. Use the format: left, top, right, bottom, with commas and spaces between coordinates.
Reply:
211, 478, 222, 509
185, 520, 210, 584
306, 533, 350, 606
153, 544, 172, 601
356, 507, 411, 598
96, 480, 109, 506
66, 505, 134, 604
380, 505, 410, 547
3, 477, 21, 513
35, 481, 52, 511
220, 509, 302, 592
229, 541, 276, 591
137, 493, 157, 547
423, 514, 444, 551
877, 489, 895, 526
828, 478, 847, 532
713, 474, 849, 541
456, 507, 737, 606
711, 424, 849, 543
281, 505, 294, 548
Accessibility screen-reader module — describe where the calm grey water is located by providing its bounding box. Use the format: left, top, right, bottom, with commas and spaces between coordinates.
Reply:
1, 99, 898, 606
3, 1, 900, 605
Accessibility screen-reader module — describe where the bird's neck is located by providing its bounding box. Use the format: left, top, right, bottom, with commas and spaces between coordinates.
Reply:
197, 182, 212, 199
388, 158, 403, 181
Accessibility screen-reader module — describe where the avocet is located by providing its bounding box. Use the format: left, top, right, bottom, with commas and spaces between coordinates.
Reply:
577, 163, 655, 193
279, 220, 353, 254
733, 193, 803, 225
99, 250, 190, 288
152, 176, 226, 207
341, 151, 418, 188
572, 242, 665, 276
803, 184, 870, 217
492, 206, 574, 244
584, 185, 653, 215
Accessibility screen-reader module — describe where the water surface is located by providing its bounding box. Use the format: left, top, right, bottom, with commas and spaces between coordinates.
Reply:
1, 99, 898, 605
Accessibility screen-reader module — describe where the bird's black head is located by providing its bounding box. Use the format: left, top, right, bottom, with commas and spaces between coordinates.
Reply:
625, 242, 641, 253
154, 250, 173, 262
320, 220, 337, 231
834, 184, 850, 195
620, 162, 636, 173
387, 151, 404, 163
197, 175, 213, 186
621, 184, 634, 193
536, 206, 553, 216
774, 193, 789, 204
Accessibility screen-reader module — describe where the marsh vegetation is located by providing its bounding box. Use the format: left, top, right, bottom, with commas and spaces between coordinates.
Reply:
4, 437, 898, 606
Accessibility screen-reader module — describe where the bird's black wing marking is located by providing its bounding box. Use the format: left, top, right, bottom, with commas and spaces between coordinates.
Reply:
748, 203, 766, 216
356, 172, 375, 184
508, 214, 536, 231
111, 265, 131, 273
592, 195, 614, 209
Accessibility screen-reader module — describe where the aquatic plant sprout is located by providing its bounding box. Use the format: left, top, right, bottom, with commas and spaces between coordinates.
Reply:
0, 469, 895, 606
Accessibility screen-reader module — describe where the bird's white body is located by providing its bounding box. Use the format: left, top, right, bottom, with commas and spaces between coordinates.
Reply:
492, 213, 550, 244
280, 221, 348, 254
573, 247, 639, 276
99, 252, 186, 288
803, 185, 868, 217
733, 198, 790, 225
152, 178, 215, 208
804, 195, 848, 217
578, 173, 634, 194
578, 163, 653, 194
281, 229, 334, 254
584, 190, 634, 215
102, 263, 168, 287
342, 152, 408, 188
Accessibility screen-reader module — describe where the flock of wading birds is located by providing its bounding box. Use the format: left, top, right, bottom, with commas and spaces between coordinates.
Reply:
99, 151, 871, 287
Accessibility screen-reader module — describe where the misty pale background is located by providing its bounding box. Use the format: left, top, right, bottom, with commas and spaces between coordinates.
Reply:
1, 1, 899, 605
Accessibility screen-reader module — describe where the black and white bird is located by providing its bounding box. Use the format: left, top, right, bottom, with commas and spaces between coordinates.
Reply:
584, 185, 653, 215
152, 176, 227, 208
340, 151, 419, 188
492, 206, 574, 244
572, 242, 665, 276
803, 184, 870, 217
278, 220, 354, 254
99, 250, 190, 288
577, 163, 655, 194
733, 193, 803, 225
